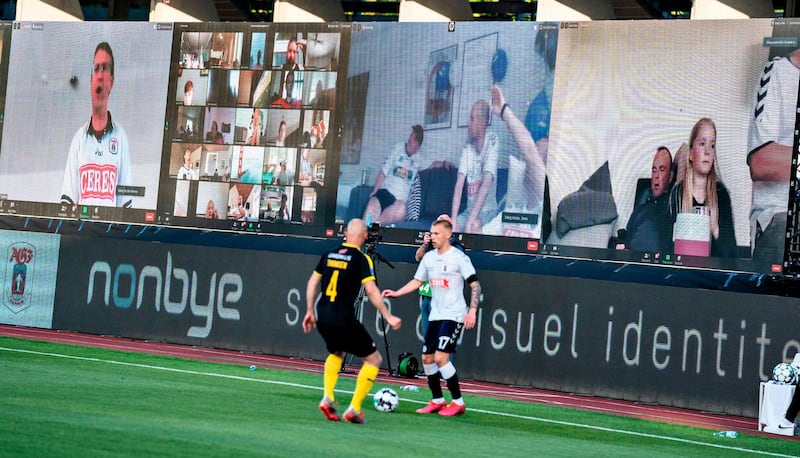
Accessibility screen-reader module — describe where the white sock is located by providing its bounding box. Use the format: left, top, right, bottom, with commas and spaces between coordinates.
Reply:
423, 363, 439, 376
439, 362, 456, 379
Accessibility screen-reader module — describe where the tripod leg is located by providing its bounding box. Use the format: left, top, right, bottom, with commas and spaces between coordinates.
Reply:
380, 315, 395, 376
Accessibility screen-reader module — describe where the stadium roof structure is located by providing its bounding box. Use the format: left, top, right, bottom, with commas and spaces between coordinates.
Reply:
204, 0, 791, 22
5, 1, 791, 22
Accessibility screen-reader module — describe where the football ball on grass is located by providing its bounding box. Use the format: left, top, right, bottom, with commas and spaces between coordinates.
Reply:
373, 387, 399, 412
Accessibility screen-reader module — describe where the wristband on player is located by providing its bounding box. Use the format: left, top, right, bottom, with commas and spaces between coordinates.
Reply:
500, 103, 510, 121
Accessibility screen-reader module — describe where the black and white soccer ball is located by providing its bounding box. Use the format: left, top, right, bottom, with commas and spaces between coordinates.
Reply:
772, 362, 799, 385
373, 387, 399, 412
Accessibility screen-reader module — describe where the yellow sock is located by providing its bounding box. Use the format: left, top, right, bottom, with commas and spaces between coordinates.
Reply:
323, 354, 344, 402
350, 364, 379, 412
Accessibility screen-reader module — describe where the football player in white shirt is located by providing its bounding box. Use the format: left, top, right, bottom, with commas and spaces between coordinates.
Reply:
451, 100, 499, 234
747, 46, 800, 268
383, 218, 481, 417
61, 42, 132, 207
362, 124, 424, 225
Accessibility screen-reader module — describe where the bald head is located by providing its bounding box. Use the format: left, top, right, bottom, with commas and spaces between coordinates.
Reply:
347, 218, 366, 235
473, 100, 490, 123
468, 100, 490, 143
345, 218, 368, 247
651, 147, 673, 198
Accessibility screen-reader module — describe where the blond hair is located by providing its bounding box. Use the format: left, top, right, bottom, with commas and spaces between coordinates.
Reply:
675, 118, 721, 239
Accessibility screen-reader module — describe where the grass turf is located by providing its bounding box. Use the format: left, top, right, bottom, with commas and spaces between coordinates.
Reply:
0, 336, 796, 457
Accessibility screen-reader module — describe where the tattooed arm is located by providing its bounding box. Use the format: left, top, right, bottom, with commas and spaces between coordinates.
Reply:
464, 278, 481, 329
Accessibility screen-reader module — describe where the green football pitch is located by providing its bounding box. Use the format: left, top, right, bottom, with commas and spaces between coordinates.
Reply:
0, 336, 796, 457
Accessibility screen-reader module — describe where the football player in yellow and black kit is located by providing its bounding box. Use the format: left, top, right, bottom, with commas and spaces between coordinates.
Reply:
303, 218, 401, 424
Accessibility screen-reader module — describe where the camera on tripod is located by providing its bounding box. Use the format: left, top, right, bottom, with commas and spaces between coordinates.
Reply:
342, 220, 407, 377
364, 222, 383, 255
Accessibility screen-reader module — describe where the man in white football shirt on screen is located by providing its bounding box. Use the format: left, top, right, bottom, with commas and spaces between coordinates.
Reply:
61, 41, 132, 207
747, 45, 800, 269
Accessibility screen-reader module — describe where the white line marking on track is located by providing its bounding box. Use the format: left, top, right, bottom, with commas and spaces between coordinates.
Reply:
0, 346, 792, 457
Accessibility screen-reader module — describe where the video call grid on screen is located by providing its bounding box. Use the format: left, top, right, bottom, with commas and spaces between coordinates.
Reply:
0, 21, 173, 221
0, 20, 796, 276
161, 23, 346, 231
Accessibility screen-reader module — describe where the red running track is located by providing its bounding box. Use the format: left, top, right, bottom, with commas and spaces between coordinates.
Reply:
1, 324, 796, 441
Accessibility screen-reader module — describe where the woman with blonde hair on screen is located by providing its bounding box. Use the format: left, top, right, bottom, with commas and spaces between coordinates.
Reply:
204, 199, 220, 219
669, 117, 736, 257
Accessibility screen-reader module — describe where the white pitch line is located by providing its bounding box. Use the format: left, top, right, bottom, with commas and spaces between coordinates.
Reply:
0, 346, 792, 458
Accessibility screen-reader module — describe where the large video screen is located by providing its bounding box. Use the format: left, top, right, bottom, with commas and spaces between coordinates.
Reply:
158, 23, 348, 235
337, 19, 800, 275
0, 19, 796, 276
0, 22, 174, 223
338, 22, 555, 251
542, 18, 798, 274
